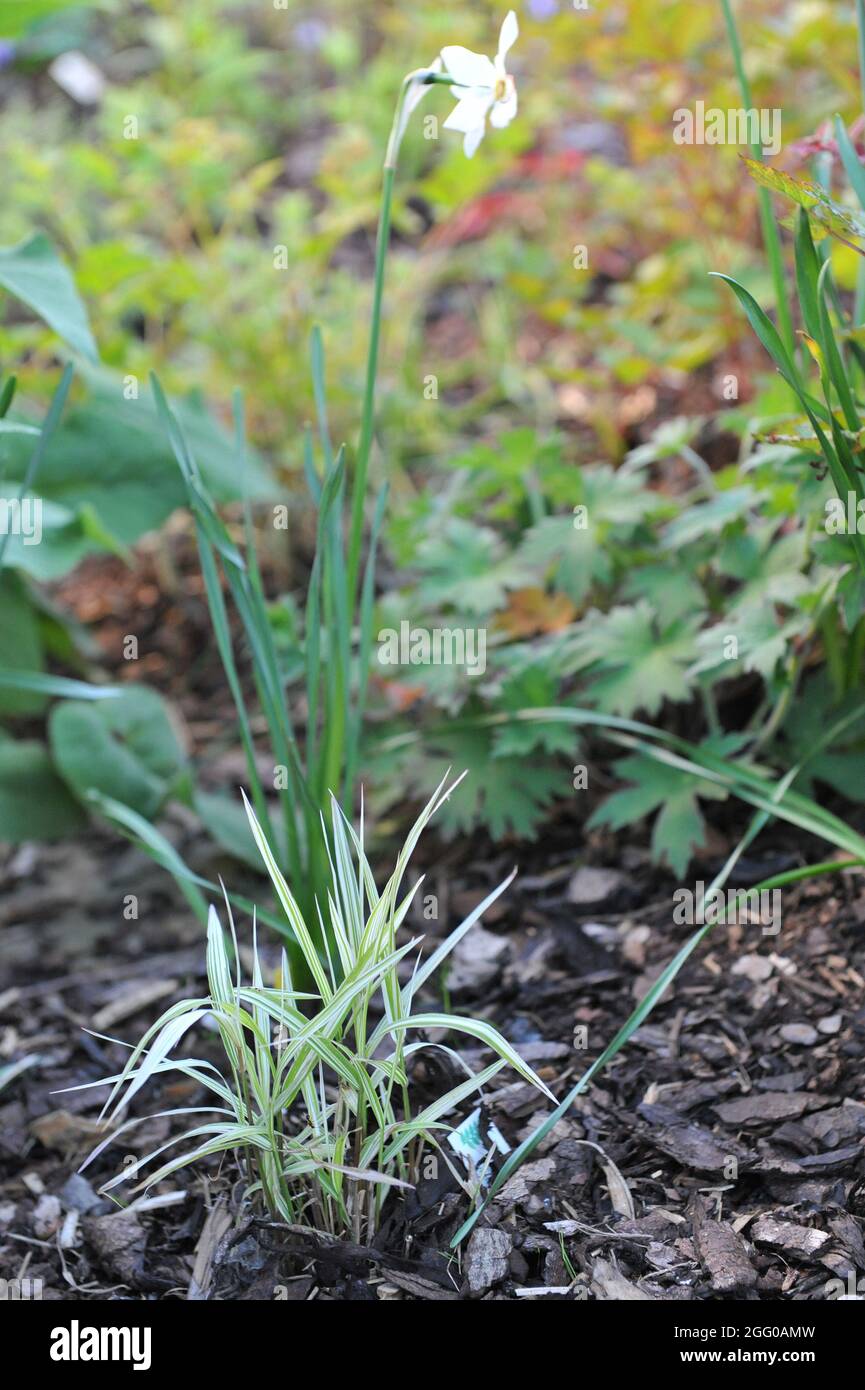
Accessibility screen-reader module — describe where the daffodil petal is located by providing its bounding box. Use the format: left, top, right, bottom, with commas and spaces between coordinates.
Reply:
440, 45, 496, 89
489, 89, 518, 129
463, 125, 486, 158
497, 10, 519, 63
443, 92, 492, 135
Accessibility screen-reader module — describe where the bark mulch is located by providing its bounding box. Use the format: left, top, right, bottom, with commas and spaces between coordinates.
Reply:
2, 820, 863, 1302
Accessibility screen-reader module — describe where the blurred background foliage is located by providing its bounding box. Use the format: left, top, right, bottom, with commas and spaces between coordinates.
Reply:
4, 0, 865, 872
1, 0, 857, 462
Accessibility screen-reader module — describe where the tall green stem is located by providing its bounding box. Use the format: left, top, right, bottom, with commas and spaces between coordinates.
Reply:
719, 0, 795, 356
347, 163, 395, 603
346, 70, 452, 602
854, 0, 865, 325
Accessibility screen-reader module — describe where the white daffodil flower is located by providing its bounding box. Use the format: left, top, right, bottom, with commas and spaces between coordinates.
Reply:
441, 10, 519, 157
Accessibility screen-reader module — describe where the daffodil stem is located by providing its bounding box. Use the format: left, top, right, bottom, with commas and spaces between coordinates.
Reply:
347, 161, 394, 602
347, 72, 454, 602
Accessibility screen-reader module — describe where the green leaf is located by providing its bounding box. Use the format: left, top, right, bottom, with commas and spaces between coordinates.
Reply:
518, 466, 659, 603
410, 724, 561, 839
193, 789, 264, 872
776, 672, 865, 803
575, 602, 699, 718
492, 667, 576, 757
415, 519, 533, 614
793, 206, 823, 344
0, 671, 121, 701
50, 686, 187, 819
0, 1, 90, 37
0, 499, 124, 580
692, 604, 808, 681
834, 116, 865, 211
0, 738, 86, 840
741, 157, 865, 253
622, 563, 706, 624
0, 573, 44, 715
0, 373, 273, 553
710, 272, 803, 392
0, 234, 97, 360
662, 486, 755, 549
588, 749, 728, 877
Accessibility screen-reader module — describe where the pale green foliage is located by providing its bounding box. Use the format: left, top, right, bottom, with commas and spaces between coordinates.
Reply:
75, 776, 553, 1239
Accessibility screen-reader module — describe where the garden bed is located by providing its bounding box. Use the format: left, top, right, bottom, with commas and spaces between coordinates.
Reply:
2, 0, 865, 1321
3, 795, 863, 1301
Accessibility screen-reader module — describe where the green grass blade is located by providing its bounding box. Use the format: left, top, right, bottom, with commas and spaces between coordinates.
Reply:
0, 363, 73, 572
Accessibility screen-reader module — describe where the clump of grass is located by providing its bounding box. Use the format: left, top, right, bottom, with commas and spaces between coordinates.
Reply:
75, 775, 553, 1241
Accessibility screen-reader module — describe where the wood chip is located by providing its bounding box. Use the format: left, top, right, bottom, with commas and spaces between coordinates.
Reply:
188, 1199, 234, 1300
92, 978, 179, 1031
83, 1209, 147, 1284
689, 1195, 757, 1294
714, 1092, 824, 1127
465, 1227, 513, 1294
383, 1268, 458, 1300
590, 1256, 654, 1300
637, 1103, 749, 1174
779, 1023, 819, 1046
30, 1109, 104, 1153
750, 1216, 830, 1259
567, 866, 627, 908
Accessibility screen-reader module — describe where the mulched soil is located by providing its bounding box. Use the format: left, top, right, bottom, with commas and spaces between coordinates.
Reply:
1, 547, 864, 1301
2, 816, 863, 1301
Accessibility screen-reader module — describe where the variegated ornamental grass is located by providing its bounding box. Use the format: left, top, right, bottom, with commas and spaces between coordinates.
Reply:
71, 775, 553, 1241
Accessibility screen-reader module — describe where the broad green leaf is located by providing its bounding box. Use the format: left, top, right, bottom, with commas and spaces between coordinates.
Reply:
575, 602, 699, 717
492, 667, 577, 757
193, 788, 263, 871
0, 737, 85, 840
410, 723, 562, 839
0, 234, 97, 360
50, 685, 186, 818
415, 519, 534, 614
518, 466, 659, 602
588, 749, 727, 877
0, 372, 273, 551
0, 498, 124, 580
662, 486, 755, 548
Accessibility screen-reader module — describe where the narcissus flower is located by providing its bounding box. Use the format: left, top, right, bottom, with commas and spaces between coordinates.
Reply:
441, 10, 519, 157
